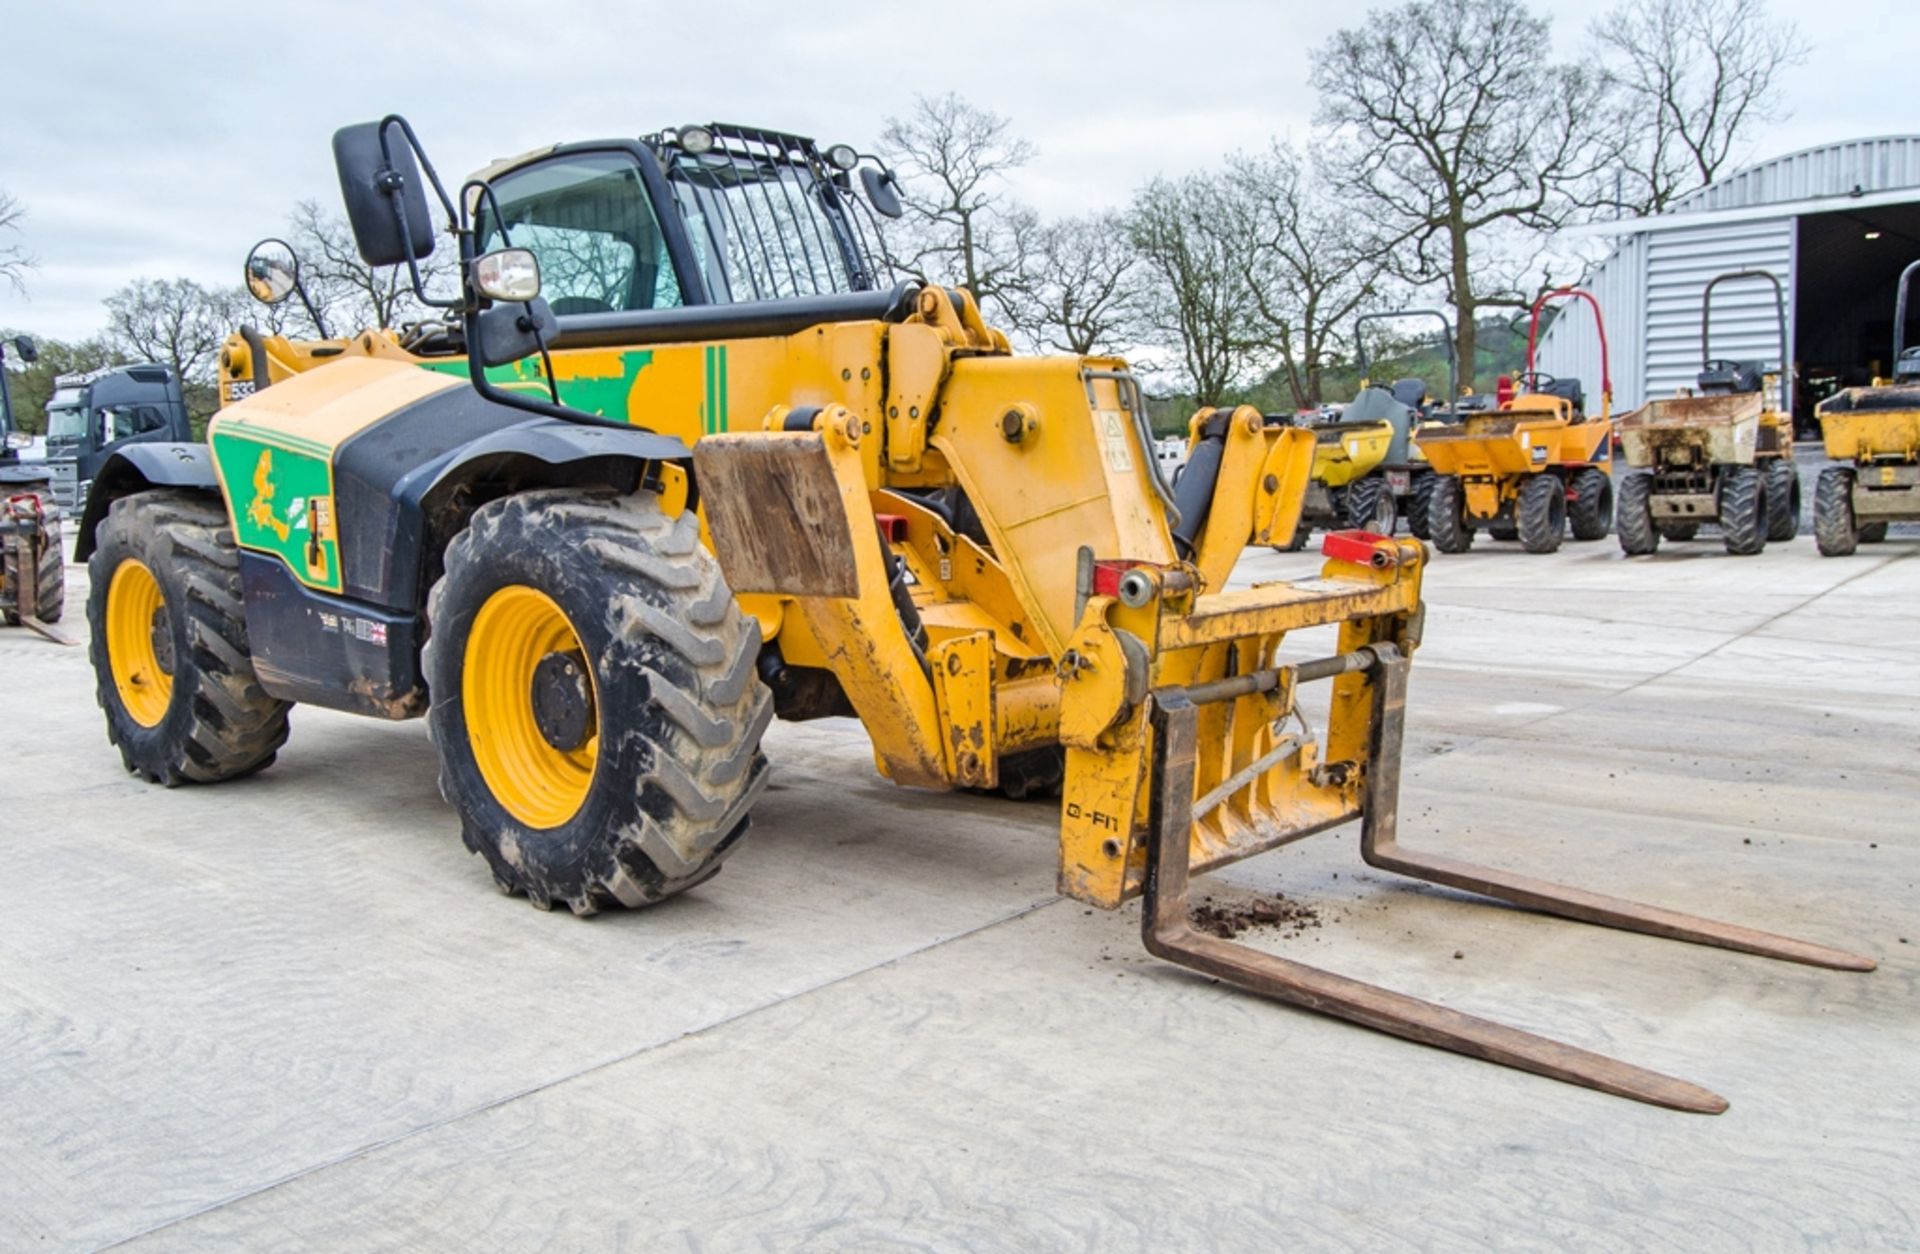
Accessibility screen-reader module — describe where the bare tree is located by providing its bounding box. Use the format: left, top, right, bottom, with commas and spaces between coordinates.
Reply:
0, 191, 34, 294
881, 94, 1038, 322
104, 278, 245, 388
1595, 0, 1807, 214
1002, 211, 1141, 355
1127, 175, 1265, 407
1312, 0, 1619, 385
280, 200, 451, 334
1226, 143, 1388, 408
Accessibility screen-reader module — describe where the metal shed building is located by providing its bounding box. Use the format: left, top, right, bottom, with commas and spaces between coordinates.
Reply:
1535, 136, 1920, 433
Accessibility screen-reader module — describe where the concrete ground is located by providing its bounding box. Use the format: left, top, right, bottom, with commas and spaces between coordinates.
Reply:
2, 489, 1916, 1250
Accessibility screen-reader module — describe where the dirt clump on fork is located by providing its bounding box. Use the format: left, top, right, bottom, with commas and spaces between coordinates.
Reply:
1190, 893, 1324, 941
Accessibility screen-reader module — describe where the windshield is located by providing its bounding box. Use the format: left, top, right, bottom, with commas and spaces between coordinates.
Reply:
663, 141, 879, 303
46, 404, 87, 441
476, 151, 682, 316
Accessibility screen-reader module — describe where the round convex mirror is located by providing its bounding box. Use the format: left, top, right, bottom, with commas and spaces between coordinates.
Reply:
244, 238, 300, 305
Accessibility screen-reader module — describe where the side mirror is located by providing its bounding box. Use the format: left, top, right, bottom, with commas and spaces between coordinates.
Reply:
472, 248, 542, 304
244, 239, 300, 305
472, 298, 559, 369
333, 120, 436, 268
8, 335, 36, 363
861, 166, 904, 220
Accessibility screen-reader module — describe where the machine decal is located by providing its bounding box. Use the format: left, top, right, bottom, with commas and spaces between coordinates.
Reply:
702, 345, 730, 435
208, 427, 343, 593
422, 349, 657, 420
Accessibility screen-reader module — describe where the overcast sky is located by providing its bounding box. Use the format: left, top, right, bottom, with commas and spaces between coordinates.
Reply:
0, 0, 1906, 341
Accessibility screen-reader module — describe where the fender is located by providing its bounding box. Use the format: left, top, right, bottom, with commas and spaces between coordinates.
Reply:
344, 412, 692, 611
74, 443, 218, 561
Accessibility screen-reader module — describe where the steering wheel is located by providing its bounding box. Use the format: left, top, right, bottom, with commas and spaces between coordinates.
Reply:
1516, 370, 1556, 393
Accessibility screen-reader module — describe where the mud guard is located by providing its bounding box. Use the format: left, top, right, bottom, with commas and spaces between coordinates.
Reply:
73, 443, 217, 561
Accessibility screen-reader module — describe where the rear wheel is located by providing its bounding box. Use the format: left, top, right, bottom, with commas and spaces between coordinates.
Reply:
1405, 473, 1434, 541
1427, 475, 1472, 553
1764, 459, 1801, 541
1860, 521, 1889, 544
86, 491, 291, 785
1567, 468, 1613, 541
424, 489, 773, 914
2, 515, 64, 625
1812, 467, 1857, 556
1616, 472, 1658, 555
1346, 476, 1396, 534
1718, 465, 1766, 556
1516, 473, 1566, 554
1656, 521, 1699, 542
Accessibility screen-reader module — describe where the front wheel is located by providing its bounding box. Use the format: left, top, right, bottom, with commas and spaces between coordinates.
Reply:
1616, 472, 1658, 555
1516, 473, 1566, 554
1345, 476, 1397, 534
1764, 459, 1801, 541
1427, 475, 1473, 553
1812, 467, 1857, 556
424, 489, 773, 914
86, 491, 291, 785
1567, 468, 1613, 541
1719, 465, 1766, 556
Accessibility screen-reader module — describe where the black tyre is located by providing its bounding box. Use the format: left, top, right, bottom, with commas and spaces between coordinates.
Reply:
1427, 475, 1472, 553
1346, 476, 1397, 534
1516, 473, 1566, 554
86, 491, 291, 785
2, 514, 65, 625
1812, 467, 1857, 556
1278, 517, 1312, 551
1764, 459, 1801, 542
1718, 465, 1766, 556
1616, 472, 1658, 555
1860, 521, 1889, 544
1488, 520, 1518, 541
424, 489, 773, 914
1567, 467, 1613, 541
1405, 473, 1434, 541
1656, 521, 1699, 542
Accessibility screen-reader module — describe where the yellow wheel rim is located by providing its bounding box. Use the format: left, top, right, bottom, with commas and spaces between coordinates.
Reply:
106, 559, 173, 728
464, 585, 599, 830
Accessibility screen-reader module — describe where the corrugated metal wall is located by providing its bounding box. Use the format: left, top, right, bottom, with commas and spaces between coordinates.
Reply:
1534, 234, 1645, 411
1670, 136, 1920, 213
1536, 218, 1792, 411
1641, 218, 1793, 403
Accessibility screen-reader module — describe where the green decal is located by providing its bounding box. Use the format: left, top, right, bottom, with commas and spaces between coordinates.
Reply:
702, 344, 730, 434
421, 350, 655, 420
210, 428, 343, 592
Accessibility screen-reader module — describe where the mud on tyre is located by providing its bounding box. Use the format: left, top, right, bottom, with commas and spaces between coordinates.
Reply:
1616, 472, 1658, 555
1764, 459, 1801, 542
424, 489, 773, 914
1427, 474, 1472, 553
1515, 472, 1566, 554
1812, 466, 1856, 556
86, 491, 291, 785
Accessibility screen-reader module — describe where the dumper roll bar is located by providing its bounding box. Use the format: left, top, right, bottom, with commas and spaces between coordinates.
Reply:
1702, 270, 1791, 413
1525, 287, 1611, 406
1892, 258, 1920, 366
1354, 309, 1457, 406
1143, 632, 1874, 1114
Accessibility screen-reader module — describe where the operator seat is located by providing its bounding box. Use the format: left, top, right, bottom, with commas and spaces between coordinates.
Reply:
1389, 378, 1427, 409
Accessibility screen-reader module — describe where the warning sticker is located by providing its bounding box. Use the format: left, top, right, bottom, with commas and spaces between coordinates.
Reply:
1098, 411, 1134, 473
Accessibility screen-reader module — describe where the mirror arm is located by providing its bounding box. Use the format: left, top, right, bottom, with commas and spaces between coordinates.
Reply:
293, 277, 331, 340
376, 116, 465, 311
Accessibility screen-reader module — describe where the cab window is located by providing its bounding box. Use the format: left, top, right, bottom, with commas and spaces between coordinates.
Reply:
476, 152, 683, 315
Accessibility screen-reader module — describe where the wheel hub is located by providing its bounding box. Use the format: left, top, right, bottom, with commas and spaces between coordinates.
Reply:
530, 650, 594, 752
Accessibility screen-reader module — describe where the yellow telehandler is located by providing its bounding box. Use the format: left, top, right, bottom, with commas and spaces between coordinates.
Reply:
72, 116, 1871, 1113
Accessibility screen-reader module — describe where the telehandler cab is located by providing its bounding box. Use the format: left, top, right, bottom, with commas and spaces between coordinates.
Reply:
1813, 258, 1920, 554
76, 116, 1871, 1112
1615, 271, 1799, 556
1417, 288, 1616, 553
